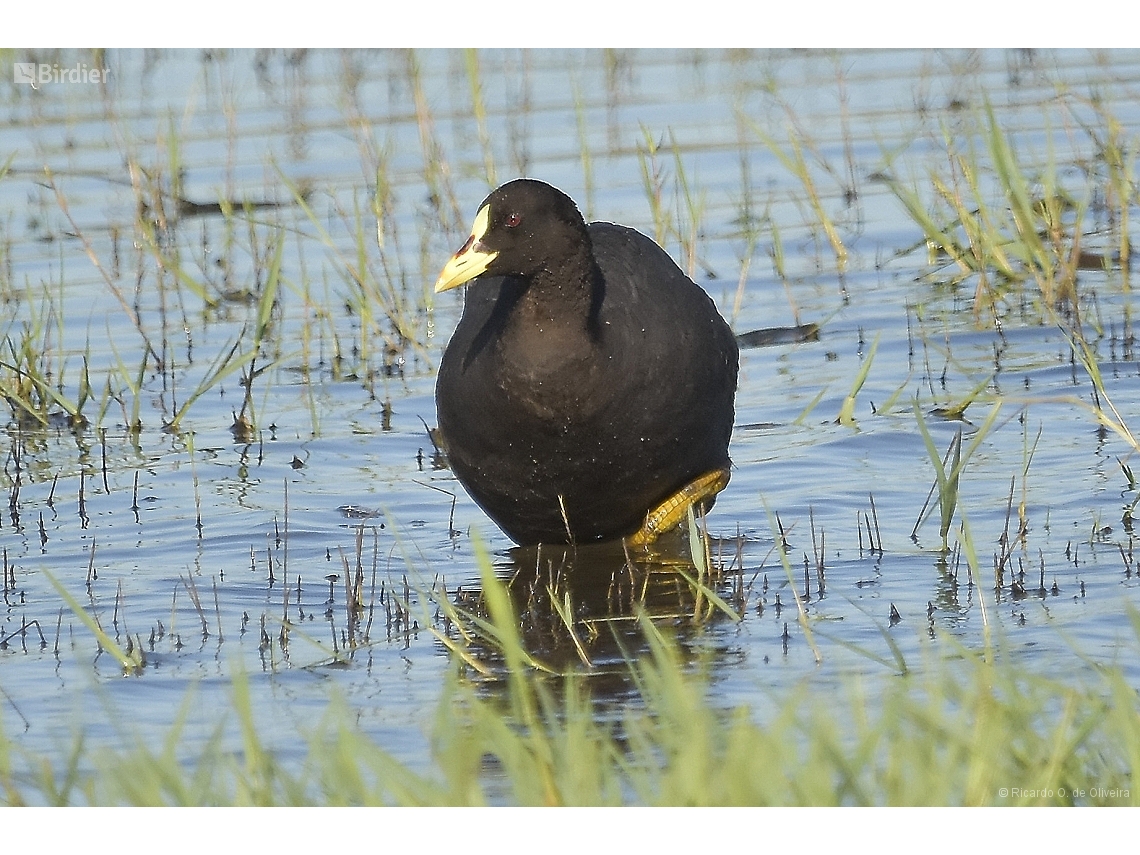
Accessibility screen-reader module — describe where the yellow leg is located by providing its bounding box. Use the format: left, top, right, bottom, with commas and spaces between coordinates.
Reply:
628, 468, 730, 547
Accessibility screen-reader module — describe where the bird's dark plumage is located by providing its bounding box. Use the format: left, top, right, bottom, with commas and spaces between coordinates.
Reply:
434, 179, 738, 546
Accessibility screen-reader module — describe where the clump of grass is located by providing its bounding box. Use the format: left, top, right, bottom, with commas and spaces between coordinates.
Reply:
1071, 92, 1136, 281
464, 48, 497, 189
280, 168, 431, 378
744, 112, 849, 273
635, 127, 712, 279
882, 99, 1134, 324
1065, 323, 1140, 453
0, 279, 95, 430
572, 81, 595, 220
668, 133, 708, 280
912, 399, 1003, 551
636, 125, 670, 247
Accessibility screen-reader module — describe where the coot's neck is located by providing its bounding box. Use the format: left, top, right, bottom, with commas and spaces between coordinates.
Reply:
516, 235, 603, 333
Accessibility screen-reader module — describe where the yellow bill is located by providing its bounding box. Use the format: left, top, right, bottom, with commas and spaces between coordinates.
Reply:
434, 205, 499, 293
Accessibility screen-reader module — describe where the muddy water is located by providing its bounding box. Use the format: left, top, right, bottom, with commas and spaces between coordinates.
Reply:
2, 49, 1140, 785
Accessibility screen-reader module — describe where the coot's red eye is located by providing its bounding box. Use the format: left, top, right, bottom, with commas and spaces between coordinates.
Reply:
506, 212, 521, 228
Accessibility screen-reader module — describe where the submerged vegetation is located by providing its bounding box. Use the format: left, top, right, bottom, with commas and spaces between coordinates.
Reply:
1, 49, 1140, 806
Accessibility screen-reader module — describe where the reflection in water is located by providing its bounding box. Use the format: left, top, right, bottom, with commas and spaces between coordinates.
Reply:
436, 526, 750, 679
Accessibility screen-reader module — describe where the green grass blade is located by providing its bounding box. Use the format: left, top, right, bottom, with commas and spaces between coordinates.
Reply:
43, 570, 143, 674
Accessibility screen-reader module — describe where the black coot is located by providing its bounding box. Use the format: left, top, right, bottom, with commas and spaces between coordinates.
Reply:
434, 179, 738, 546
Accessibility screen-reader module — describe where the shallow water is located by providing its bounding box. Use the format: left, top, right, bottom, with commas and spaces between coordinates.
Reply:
2, 48, 1140, 790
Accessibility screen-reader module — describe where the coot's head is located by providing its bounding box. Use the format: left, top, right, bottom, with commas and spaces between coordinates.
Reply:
435, 179, 590, 292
